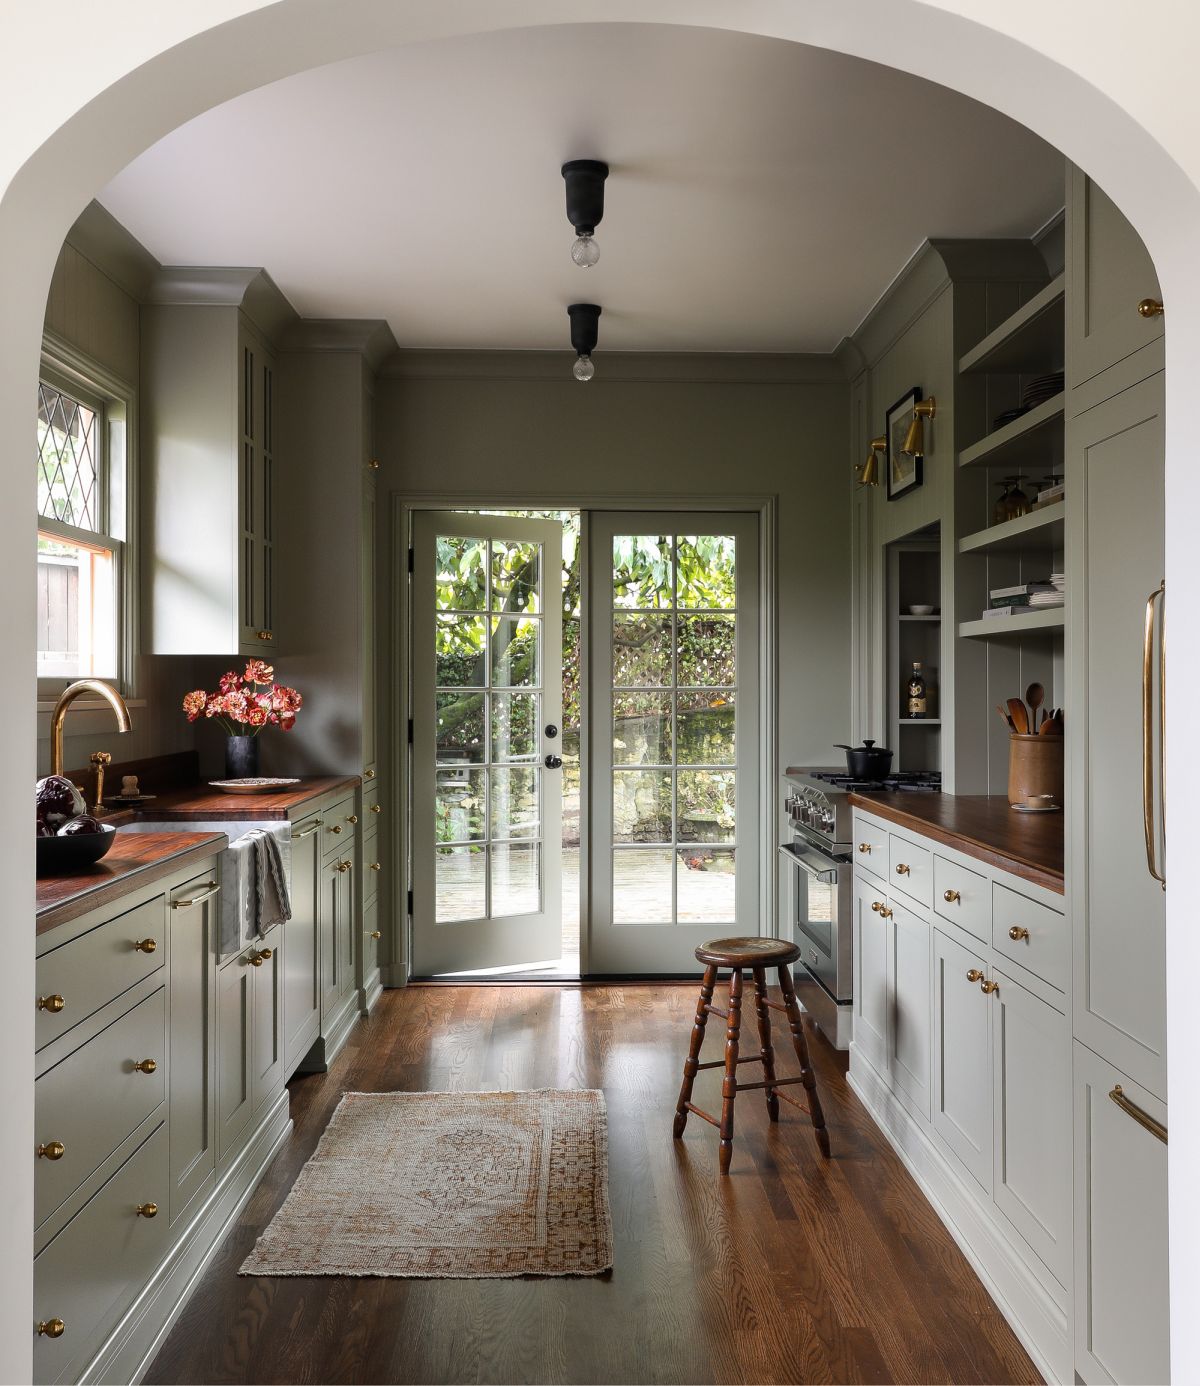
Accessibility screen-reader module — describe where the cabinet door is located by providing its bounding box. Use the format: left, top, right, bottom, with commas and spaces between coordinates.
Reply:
1070, 373, 1166, 1097
931, 929, 992, 1192
321, 858, 350, 1016
251, 922, 284, 1110
361, 476, 377, 772
237, 320, 276, 650
991, 969, 1070, 1287
1068, 165, 1163, 390
284, 816, 322, 1073
216, 952, 253, 1160
1073, 1041, 1169, 1385
852, 873, 889, 1075
167, 871, 218, 1226
362, 895, 380, 993
337, 859, 357, 1002
888, 899, 931, 1120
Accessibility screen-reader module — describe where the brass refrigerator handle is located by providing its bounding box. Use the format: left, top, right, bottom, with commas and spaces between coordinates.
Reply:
1109, 1085, 1167, 1145
1143, 582, 1166, 889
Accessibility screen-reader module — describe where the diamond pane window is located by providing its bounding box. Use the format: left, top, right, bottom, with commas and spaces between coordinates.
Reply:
38, 384, 99, 531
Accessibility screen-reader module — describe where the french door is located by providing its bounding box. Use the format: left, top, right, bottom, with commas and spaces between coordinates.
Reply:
410, 513, 563, 975
589, 513, 760, 973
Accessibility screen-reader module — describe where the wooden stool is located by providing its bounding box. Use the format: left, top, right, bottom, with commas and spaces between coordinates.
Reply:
673, 937, 831, 1174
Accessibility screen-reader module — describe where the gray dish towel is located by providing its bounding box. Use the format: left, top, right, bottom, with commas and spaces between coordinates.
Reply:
217, 821, 293, 958
251, 828, 292, 933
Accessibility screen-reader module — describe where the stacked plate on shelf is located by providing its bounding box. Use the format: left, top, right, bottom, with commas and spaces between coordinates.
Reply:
1021, 371, 1065, 410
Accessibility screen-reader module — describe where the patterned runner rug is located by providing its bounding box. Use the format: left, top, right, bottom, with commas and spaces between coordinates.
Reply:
240, 1088, 613, 1278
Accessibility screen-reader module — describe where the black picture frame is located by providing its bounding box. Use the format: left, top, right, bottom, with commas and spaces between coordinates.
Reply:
885, 386, 923, 501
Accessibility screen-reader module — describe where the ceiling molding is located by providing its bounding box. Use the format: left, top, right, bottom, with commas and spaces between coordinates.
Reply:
145, 266, 299, 343
282, 318, 399, 371
378, 349, 849, 385
65, 200, 160, 301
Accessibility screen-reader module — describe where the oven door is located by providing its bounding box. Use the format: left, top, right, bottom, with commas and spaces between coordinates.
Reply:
778, 841, 849, 1000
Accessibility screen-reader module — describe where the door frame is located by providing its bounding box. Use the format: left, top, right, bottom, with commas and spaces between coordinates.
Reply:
388, 490, 778, 982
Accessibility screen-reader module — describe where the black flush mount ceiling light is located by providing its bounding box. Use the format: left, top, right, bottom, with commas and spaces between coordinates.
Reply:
568, 303, 601, 381
561, 159, 609, 268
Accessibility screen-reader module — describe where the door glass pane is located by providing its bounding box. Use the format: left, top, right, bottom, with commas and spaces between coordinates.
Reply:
677, 848, 736, 923
613, 770, 672, 843
491, 540, 540, 614
490, 767, 540, 839
436, 692, 485, 764
492, 843, 540, 917
677, 770, 736, 844
613, 849, 674, 923
676, 691, 735, 765
613, 614, 672, 686
677, 613, 735, 685
436, 614, 486, 686
613, 692, 672, 766
436, 845, 486, 922
491, 615, 540, 687
676, 536, 736, 609
436, 766, 485, 843
613, 534, 673, 610
491, 692, 538, 762
436, 536, 487, 610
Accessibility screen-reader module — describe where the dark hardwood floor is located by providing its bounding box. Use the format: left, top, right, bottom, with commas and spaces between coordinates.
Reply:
146, 984, 1040, 1385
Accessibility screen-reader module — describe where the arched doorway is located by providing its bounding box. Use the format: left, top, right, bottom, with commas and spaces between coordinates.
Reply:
3, 5, 1197, 1380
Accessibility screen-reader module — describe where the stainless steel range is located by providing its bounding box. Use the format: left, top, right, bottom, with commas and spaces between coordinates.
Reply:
780, 766, 940, 1049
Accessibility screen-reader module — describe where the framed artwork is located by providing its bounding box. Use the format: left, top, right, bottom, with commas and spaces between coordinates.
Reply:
886, 386, 923, 501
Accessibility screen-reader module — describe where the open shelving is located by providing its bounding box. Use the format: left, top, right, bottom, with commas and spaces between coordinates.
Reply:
957, 506, 1065, 556
957, 273, 1065, 375
957, 392, 1064, 471
958, 607, 1065, 640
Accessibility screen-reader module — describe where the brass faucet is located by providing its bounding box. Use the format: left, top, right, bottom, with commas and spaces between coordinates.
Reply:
49, 681, 133, 805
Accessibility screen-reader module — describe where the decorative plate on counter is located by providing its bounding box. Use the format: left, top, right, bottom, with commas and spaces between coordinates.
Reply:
208, 777, 302, 795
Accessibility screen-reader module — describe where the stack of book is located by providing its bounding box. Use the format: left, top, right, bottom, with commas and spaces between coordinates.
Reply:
983, 574, 1066, 619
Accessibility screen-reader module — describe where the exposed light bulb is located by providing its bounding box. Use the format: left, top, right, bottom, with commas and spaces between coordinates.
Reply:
573, 353, 595, 382
571, 233, 600, 268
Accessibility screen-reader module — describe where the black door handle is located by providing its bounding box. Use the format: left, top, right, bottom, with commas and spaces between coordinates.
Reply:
544, 754, 563, 770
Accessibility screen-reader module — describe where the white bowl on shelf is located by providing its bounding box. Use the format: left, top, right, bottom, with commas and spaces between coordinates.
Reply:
908, 604, 936, 616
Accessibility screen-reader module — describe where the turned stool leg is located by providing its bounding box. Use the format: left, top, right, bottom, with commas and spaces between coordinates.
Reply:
777, 964, 831, 1158
751, 966, 780, 1122
719, 968, 743, 1175
674, 964, 718, 1137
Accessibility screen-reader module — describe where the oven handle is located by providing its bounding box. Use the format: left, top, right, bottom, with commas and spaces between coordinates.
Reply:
778, 842, 840, 885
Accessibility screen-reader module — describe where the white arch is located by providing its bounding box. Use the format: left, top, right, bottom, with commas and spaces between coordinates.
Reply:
4, 5, 1198, 1380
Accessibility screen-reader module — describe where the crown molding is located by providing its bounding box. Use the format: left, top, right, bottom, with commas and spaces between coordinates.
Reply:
378, 349, 849, 385
281, 318, 399, 372
144, 266, 299, 343
64, 200, 160, 302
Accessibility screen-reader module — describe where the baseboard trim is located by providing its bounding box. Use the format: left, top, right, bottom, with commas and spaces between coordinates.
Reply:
848, 1051, 1069, 1385
295, 994, 361, 1073
360, 972, 383, 1015
80, 1089, 293, 1385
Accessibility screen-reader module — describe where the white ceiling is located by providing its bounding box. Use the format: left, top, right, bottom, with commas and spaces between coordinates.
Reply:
99, 23, 1065, 353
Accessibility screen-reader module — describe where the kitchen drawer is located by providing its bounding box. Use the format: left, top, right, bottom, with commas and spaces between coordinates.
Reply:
322, 797, 359, 860
35, 988, 166, 1228
992, 882, 1067, 992
933, 855, 989, 944
33, 1122, 169, 1386
363, 828, 381, 904
36, 895, 165, 1052
851, 815, 888, 881
888, 834, 932, 908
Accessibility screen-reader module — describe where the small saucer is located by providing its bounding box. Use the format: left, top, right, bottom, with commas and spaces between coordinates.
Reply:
1010, 802, 1061, 814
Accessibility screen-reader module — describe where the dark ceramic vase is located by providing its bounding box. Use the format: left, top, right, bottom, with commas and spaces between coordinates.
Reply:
225, 734, 261, 779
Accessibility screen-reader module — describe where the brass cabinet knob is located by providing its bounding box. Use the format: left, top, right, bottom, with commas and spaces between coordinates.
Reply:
249, 953, 263, 966
895, 863, 910, 876
370, 930, 382, 940
36, 1318, 65, 1339
879, 906, 894, 919
966, 968, 986, 984
133, 938, 157, 954
364, 769, 376, 780
870, 900, 881, 913
259, 947, 273, 960
36, 1141, 65, 1161
135, 1202, 158, 1218
980, 978, 1000, 995
249, 947, 273, 966
943, 889, 960, 904
1138, 297, 1164, 318
329, 824, 342, 834
1008, 925, 1030, 941
346, 814, 358, 825
369, 862, 381, 872
257, 630, 274, 641
36, 994, 65, 1013
368, 458, 381, 471
133, 1058, 158, 1074
857, 842, 872, 854
370, 803, 382, 815
336, 859, 352, 873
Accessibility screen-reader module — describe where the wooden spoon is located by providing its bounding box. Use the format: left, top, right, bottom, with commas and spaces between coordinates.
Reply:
1026, 682, 1044, 732
996, 703, 1017, 732
1007, 697, 1029, 735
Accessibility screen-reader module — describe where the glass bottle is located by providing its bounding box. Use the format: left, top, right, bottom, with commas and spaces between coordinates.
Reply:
906, 662, 928, 719
993, 480, 1013, 526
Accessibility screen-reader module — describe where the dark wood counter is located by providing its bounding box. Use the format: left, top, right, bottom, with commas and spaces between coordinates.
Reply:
848, 792, 1064, 894
133, 775, 360, 821
37, 831, 228, 935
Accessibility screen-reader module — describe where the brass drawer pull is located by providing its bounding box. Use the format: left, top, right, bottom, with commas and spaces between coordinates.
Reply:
293, 820, 323, 839
370, 930, 382, 940
36, 1319, 65, 1338
1137, 297, 1164, 318
966, 969, 985, 984
1143, 580, 1166, 889
257, 630, 274, 641
346, 814, 358, 825
329, 824, 343, 835
879, 906, 893, 919
36, 995, 65, 1013
369, 862, 381, 872
36, 1141, 65, 1161
857, 842, 872, 854
980, 978, 999, 995
133, 1058, 158, 1074
895, 863, 910, 876
135, 1202, 158, 1219
171, 882, 220, 910
133, 937, 158, 952
943, 889, 960, 904
370, 804, 382, 815
364, 769, 376, 780
336, 859, 352, 873
1109, 1084, 1168, 1144
870, 900, 881, 913
249, 948, 273, 967
1008, 925, 1030, 941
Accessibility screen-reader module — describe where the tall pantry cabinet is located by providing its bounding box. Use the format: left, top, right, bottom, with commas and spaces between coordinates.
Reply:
1065, 167, 1169, 1386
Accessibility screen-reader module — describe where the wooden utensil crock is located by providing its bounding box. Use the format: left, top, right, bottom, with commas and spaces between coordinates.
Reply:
1008, 732, 1064, 806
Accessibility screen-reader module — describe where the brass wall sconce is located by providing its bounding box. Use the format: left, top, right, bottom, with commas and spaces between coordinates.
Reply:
857, 436, 886, 487
902, 397, 937, 457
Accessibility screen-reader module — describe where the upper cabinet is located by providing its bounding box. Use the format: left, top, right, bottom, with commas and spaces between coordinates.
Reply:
141, 269, 295, 655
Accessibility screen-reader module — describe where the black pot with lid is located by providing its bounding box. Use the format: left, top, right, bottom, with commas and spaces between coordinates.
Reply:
834, 739, 894, 780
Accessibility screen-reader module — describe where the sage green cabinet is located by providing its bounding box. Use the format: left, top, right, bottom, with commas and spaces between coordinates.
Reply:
887, 897, 931, 1121
215, 951, 253, 1161
250, 922, 284, 1110
167, 872, 219, 1227
321, 855, 355, 1017
361, 471, 377, 774
237, 321, 277, 649
852, 872, 889, 1077
284, 815, 322, 1073
931, 928, 992, 1193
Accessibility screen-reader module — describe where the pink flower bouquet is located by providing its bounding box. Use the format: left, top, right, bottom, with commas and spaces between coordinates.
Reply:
182, 660, 303, 736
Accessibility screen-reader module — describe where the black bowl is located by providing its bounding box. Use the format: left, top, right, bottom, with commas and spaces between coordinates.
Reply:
36, 822, 117, 876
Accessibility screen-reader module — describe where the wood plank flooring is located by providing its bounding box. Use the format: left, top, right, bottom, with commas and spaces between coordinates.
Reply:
146, 984, 1040, 1385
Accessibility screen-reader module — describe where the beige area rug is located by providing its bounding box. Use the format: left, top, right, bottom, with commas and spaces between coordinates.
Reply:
240, 1088, 613, 1278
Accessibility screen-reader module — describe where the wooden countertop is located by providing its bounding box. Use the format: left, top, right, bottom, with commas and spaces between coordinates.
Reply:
848, 791, 1064, 895
131, 775, 360, 821
36, 831, 228, 936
